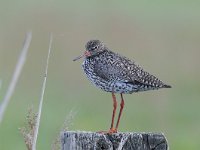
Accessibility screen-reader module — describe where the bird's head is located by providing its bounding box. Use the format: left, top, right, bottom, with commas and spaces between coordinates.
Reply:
73, 40, 105, 61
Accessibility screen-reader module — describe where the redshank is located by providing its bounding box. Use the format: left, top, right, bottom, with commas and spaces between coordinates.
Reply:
73, 40, 171, 134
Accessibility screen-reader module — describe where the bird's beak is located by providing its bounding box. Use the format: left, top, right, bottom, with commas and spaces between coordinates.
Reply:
73, 50, 91, 61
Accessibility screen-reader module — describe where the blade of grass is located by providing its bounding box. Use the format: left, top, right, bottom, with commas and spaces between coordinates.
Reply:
32, 33, 53, 150
0, 32, 32, 123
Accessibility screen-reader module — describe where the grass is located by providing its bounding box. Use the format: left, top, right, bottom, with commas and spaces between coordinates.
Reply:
19, 106, 37, 150
31, 33, 53, 150
0, 32, 32, 123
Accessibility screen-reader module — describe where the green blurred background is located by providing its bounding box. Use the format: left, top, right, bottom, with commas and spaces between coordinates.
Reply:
0, 0, 200, 149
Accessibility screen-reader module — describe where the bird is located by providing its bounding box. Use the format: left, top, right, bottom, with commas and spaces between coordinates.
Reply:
73, 40, 171, 134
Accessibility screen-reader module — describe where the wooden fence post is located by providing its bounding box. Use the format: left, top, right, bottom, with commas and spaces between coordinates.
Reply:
61, 131, 168, 150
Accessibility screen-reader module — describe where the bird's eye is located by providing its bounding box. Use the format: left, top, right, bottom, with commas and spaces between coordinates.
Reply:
91, 46, 98, 51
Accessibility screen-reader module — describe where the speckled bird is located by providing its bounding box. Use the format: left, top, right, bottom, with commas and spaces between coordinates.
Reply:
73, 40, 171, 134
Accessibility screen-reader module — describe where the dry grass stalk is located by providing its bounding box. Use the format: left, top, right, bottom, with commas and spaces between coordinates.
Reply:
0, 32, 32, 123
32, 33, 53, 150
19, 106, 37, 150
51, 110, 76, 150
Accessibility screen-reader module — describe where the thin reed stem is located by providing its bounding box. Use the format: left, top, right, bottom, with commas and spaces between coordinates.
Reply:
0, 32, 32, 123
32, 33, 53, 150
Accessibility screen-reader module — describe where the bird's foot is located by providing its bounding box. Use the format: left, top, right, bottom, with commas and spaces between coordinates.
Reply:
97, 128, 117, 134
108, 127, 117, 134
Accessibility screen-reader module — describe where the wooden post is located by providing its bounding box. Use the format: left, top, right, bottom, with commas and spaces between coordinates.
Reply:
61, 131, 168, 150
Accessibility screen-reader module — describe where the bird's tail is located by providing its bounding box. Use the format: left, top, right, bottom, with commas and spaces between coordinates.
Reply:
163, 84, 172, 88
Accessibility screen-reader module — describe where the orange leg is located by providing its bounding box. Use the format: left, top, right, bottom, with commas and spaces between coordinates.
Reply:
109, 92, 117, 133
97, 92, 117, 134
115, 93, 125, 131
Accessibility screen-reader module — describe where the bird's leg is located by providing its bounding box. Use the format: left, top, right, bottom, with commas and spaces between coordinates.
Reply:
115, 93, 125, 131
96, 92, 117, 134
109, 92, 117, 133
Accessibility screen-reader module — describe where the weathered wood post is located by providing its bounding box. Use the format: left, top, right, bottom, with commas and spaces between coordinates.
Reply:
61, 131, 168, 150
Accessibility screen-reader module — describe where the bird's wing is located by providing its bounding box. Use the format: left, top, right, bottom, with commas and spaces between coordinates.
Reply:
94, 51, 166, 88
118, 54, 167, 88
94, 51, 136, 82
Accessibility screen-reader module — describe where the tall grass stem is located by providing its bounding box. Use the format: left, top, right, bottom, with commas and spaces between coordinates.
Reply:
0, 32, 32, 123
32, 33, 53, 150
